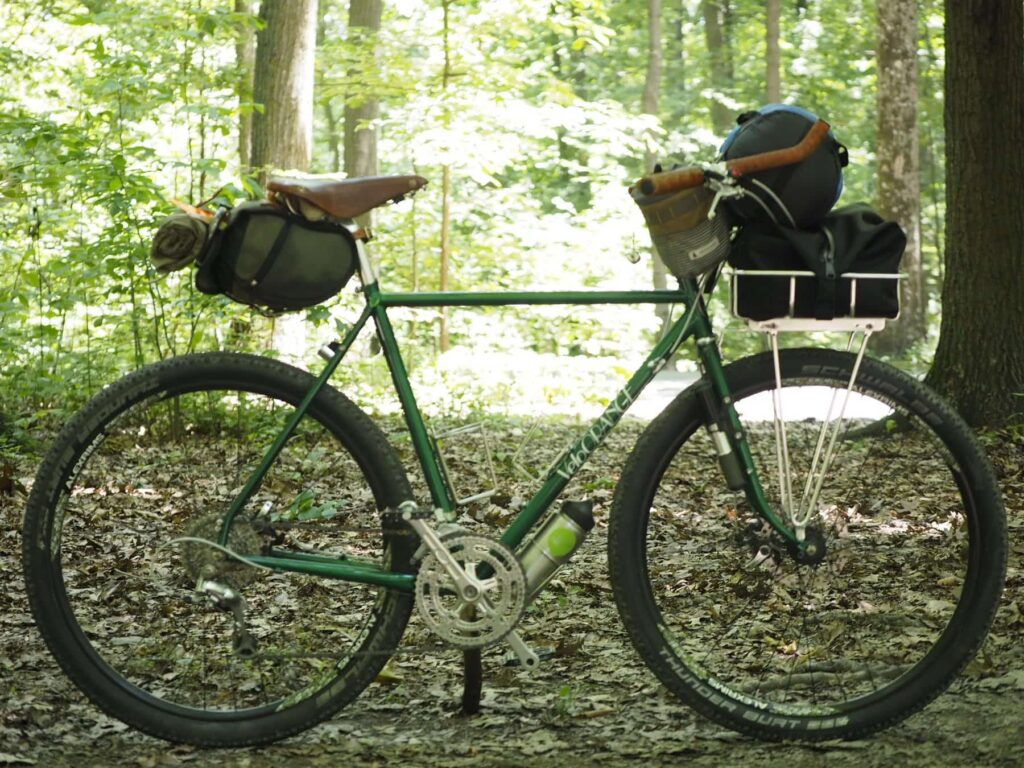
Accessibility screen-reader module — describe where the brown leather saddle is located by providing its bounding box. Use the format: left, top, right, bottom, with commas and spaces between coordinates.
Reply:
267, 175, 428, 220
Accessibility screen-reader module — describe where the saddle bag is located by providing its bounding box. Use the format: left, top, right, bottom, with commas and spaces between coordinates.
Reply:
729, 204, 905, 321
195, 200, 357, 312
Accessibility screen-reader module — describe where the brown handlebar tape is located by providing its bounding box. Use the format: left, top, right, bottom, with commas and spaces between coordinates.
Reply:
725, 119, 830, 176
634, 119, 831, 198
636, 167, 705, 197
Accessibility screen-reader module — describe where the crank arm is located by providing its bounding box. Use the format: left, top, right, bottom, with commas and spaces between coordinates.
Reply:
504, 629, 540, 671
405, 515, 484, 603
471, 594, 537, 668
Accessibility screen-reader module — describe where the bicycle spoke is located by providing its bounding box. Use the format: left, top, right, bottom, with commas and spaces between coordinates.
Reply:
50, 381, 404, 716
633, 356, 990, 726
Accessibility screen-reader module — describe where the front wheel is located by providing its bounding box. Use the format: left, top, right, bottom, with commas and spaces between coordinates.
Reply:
23, 353, 416, 747
609, 348, 1006, 741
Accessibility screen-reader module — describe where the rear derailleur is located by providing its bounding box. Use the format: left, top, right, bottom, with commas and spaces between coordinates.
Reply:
195, 578, 259, 659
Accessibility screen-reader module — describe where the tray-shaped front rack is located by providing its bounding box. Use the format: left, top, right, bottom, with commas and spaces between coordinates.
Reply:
730, 268, 905, 333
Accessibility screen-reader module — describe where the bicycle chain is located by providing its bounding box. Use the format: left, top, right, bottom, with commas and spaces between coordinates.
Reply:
205, 505, 494, 664
250, 643, 454, 662
250, 506, 419, 539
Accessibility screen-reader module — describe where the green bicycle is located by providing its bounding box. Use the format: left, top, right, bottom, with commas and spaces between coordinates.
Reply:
22, 129, 1006, 747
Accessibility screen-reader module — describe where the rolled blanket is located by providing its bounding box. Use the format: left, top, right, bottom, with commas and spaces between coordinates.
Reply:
151, 212, 211, 273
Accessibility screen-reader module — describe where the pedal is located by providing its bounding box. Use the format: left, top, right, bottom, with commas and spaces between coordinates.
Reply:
232, 627, 258, 658
396, 500, 432, 521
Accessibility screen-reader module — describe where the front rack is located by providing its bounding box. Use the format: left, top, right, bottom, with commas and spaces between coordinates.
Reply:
725, 267, 904, 542
730, 268, 905, 333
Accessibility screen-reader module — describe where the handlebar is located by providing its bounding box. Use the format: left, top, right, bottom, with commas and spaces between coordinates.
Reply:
634, 119, 832, 197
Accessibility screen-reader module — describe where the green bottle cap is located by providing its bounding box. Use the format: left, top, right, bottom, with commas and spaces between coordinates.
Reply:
547, 527, 577, 558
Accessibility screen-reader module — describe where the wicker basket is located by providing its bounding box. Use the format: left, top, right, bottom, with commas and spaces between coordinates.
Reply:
635, 185, 732, 279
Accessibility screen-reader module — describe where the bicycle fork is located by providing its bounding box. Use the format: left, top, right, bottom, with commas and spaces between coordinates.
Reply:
690, 315, 801, 549
696, 321, 873, 550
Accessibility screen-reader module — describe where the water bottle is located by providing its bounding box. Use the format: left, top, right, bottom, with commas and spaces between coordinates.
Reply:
518, 500, 595, 600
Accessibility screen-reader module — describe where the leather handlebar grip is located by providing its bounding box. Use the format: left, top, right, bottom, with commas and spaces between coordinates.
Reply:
725, 119, 831, 176
633, 119, 830, 197
636, 167, 706, 197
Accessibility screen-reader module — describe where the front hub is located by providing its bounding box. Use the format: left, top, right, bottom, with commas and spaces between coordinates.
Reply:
788, 526, 827, 566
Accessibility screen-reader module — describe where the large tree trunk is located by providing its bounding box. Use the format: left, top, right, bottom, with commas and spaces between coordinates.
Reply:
702, 0, 733, 135
235, 0, 257, 172
765, 0, 780, 102
344, 0, 382, 181
251, 0, 318, 180
926, 0, 1024, 427
872, 0, 923, 355
251, 0, 319, 360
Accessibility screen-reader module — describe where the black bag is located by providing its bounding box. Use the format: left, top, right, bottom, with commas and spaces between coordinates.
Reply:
195, 201, 357, 312
720, 105, 848, 229
730, 204, 905, 321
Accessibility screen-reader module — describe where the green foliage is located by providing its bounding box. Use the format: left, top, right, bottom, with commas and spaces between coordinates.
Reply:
275, 488, 342, 522
0, 1, 273, 429
0, 0, 948, 433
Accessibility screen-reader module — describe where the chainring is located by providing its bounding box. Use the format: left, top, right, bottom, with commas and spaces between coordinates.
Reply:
181, 513, 264, 589
414, 533, 527, 649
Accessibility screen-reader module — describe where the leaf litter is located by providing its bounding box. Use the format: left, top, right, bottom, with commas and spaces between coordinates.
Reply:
2, 416, 1022, 767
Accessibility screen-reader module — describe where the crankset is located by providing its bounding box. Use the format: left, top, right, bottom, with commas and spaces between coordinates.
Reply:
415, 532, 526, 647
400, 503, 540, 670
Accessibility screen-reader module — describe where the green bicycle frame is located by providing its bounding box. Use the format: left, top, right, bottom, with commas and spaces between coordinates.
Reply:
229, 277, 797, 592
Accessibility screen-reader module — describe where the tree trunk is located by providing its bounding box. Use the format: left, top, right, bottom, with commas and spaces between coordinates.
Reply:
872, 0, 923, 356
235, 0, 256, 172
440, 164, 451, 352
926, 0, 1024, 427
315, 5, 341, 174
702, 0, 733, 135
251, 0, 319, 360
438, 0, 453, 352
344, 0, 382, 181
251, 0, 318, 181
765, 0, 780, 102
641, 0, 662, 137
643, 0, 673, 342
323, 100, 342, 173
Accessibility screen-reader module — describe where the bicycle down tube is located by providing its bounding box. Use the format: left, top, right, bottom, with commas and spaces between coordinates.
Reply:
234, 277, 798, 591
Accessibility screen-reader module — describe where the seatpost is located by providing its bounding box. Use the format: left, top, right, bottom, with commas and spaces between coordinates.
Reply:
346, 221, 380, 286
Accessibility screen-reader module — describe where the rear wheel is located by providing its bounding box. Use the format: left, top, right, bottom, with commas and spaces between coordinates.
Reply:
609, 348, 1006, 740
23, 352, 416, 747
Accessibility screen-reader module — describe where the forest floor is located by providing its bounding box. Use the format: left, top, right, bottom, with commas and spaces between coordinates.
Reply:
1, 415, 1021, 768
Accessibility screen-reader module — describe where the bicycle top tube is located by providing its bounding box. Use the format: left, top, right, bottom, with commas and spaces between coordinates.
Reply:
374, 289, 691, 308
351, 219, 692, 309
